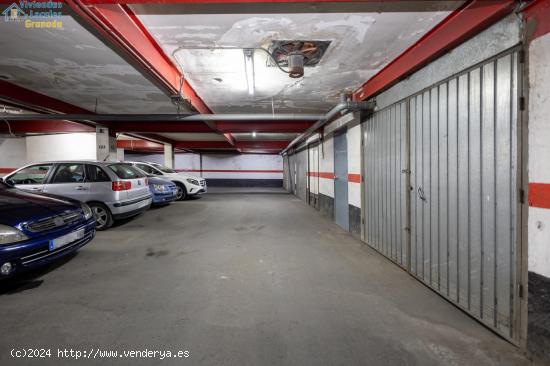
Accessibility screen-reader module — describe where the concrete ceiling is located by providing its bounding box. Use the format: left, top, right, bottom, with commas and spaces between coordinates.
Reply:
0, 13, 178, 114
133, 2, 463, 113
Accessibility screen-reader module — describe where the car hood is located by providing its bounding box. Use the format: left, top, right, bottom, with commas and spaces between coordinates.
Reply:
0, 187, 79, 227
163, 172, 202, 181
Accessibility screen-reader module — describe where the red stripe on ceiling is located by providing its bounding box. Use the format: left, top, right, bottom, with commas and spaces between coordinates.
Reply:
529, 183, 550, 209
348, 173, 361, 183
524, 0, 550, 41
177, 169, 283, 173
352, 0, 516, 102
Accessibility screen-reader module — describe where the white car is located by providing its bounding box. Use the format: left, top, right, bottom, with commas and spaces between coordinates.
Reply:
125, 161, 206, 200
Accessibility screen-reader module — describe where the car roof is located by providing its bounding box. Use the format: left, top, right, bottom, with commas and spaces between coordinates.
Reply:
23, 160, 124, 166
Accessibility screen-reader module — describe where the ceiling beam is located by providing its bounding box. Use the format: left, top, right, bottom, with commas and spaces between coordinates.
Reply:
0, 120, 95, 134
0, 80, 174, 144
352, 0, 518, 101
65, 1, 240, 148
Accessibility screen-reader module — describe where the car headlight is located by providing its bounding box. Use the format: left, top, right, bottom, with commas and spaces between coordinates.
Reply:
0, 224, 28, 245
153, 184, 167, 192
186, 178, 199, 185
81, 202, 93, 220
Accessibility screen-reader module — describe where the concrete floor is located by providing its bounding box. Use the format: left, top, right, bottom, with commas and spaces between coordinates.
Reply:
0, 189, 532, 365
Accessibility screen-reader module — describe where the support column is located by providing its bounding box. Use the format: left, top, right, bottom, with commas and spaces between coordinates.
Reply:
96, 127, 117, 161
164, 143, 174, 169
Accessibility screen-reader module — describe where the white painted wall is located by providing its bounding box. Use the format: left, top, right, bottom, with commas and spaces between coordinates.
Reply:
319, 137, 334, 198
202, 154, 282, 180
124, 152, 282, 179
0, 137, 26, 176
347, 124, 362, 208
528, 32, 550, 278
26, 133, 97, 163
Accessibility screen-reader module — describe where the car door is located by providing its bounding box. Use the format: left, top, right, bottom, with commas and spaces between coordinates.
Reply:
5, 164, 54, 193
43, 163, 90, 202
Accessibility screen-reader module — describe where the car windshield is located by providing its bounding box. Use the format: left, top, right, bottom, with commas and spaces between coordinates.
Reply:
152, 164, 176, 174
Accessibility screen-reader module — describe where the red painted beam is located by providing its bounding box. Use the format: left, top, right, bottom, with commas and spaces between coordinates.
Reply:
117, 139, 163, 149
0, 80, 90, 114
524, 0, 550, 41
174, 141, 234, 149
107, 121, 214, 133
236, 140, 289, 150
65, 1, 212, 115
0, 120, 95, 134
352, 0, 517, 101
82, 0, 412, 4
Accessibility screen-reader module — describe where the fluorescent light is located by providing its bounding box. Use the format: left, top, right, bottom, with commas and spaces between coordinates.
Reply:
252, 131, 257, 138
243, 49, 255, 96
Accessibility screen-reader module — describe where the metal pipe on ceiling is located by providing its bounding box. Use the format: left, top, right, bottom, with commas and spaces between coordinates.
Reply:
0, 113, 324, 122
281, 94, 375, 155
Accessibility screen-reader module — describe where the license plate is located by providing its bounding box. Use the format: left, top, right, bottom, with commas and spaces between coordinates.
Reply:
49, 228, 85, 251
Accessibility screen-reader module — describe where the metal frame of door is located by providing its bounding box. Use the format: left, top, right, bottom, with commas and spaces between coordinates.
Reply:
334, 128, 349, 231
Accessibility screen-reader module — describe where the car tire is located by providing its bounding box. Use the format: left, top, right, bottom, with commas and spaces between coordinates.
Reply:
175, 182, 187, 201
88, 202, 113, 230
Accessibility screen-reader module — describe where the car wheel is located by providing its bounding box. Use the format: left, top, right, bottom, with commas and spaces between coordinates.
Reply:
88, 202, 113, 230
175, 183, 187, 201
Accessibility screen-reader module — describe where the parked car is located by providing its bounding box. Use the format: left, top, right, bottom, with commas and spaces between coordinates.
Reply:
125, 161, 206, 200
1, 161, 152, 231
0, 180, 96, 277
123, 164, 178, 206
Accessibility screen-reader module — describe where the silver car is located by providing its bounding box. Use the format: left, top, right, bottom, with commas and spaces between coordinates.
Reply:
1, 161, 152, 230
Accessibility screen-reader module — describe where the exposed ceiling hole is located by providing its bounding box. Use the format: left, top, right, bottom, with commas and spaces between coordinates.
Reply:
268, 40, 331, 68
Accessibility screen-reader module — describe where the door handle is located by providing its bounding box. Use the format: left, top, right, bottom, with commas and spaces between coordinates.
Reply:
418, 187, 427, 203
75, 186, 89, 191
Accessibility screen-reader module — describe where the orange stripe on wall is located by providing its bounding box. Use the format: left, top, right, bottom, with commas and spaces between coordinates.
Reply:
529, 183, 550, 209
348, 174, 361, 183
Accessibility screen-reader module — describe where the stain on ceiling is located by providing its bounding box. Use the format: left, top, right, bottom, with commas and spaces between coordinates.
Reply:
0, 14, 178, 114
133, 4, 462, 114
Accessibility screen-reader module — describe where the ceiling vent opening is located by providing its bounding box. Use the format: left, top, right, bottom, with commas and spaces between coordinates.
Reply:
268, 40, 331, 71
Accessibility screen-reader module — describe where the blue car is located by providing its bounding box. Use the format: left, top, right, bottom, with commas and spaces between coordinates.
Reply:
148, 176, 178, 205
122, 164, 178, 206
0, 180, 96, 277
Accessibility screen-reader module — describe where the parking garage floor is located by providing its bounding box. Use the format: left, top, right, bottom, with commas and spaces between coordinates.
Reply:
0, 189, 532, 365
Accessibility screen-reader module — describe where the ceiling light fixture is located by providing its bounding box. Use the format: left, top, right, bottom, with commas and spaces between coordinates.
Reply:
243, 49, 255, 96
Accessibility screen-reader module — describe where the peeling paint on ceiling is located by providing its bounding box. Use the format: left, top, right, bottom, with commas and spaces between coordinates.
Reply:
134, 7, 460, 113
0, 16, 178, 114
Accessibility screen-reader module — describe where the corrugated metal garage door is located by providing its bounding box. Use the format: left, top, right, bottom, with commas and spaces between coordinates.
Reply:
364, 101, 409, 267
296, 149, 308, 201
364, 50, 522, 342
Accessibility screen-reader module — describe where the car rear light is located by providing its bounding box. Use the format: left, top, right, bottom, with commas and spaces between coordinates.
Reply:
112, 181, 132, 191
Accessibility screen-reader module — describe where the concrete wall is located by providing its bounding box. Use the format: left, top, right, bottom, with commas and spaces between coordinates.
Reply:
126, 152, 282, 187
26, 133, 97, 163
0, 137, 26, 176
528, 32, 550, 279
